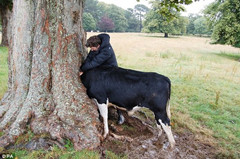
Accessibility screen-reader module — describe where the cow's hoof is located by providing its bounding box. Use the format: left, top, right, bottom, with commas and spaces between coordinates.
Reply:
103, 133, 108, 139
169, 142, 176, 150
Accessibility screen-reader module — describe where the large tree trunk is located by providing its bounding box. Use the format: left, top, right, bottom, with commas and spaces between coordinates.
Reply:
0, 7, 12, 46
0, 0, 100, 150
164, 33, 168, 38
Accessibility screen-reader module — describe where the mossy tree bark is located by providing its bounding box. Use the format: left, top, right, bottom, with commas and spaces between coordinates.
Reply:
0, 0, 100, 150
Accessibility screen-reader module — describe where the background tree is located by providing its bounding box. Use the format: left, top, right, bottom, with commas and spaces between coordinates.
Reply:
204, 0, 240, 47
186, 14, 200, 35
0, 0, 100, 150
107, 5, 128, 32
98, 15, 115, 32
147, 0, 195, 20
0, 0, 12, 46
143, 3, 187, 37
193, 16, 210, 36
134, 4, 149, 32
84, 0, 101, 24
83, 12, 96, 31
84, 1, 129, 32
124, 8, 139, 32
83, 0, 151, 33
173, 16, 188, 35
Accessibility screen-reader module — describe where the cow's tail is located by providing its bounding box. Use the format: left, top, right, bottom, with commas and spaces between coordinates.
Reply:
166, 98, 171, 119
166, 77, 171, 119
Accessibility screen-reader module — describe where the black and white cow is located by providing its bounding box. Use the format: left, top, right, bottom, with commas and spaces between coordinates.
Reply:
81, 66, 175, 148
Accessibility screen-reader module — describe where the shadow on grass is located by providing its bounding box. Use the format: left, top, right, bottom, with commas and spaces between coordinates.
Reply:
217, 52, 240, 62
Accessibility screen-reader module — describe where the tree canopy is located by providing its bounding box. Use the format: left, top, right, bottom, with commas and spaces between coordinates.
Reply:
83, 0, 147, 32
204, 0, 240, 47
98, 15, 115, 32
83, 12, 96, 32
143, 1, 188, 37
134, 4, 150, 31
140, 0, 199, 20
193, 16, 210, 35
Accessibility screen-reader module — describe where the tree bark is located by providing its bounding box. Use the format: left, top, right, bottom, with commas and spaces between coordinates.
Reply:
0, 0, 100, 150
164, 33, 168, 38
0, 7, 12, 46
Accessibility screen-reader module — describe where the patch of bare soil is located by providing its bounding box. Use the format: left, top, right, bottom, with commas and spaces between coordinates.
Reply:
100, 107, 216, 159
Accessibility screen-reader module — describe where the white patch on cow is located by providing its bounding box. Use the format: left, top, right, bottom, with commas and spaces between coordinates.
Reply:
128, 106, 141, 116
159, 119, 176, 149
166, 99, 171, 119
157, 124, 163, 137
95, 99, 109, 138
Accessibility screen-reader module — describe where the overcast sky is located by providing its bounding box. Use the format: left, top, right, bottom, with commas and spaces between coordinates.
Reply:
98, 0, 215, 16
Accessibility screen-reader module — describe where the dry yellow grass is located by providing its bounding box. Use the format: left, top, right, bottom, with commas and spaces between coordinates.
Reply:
88, 32, 239, 55
87, 32, 240, 84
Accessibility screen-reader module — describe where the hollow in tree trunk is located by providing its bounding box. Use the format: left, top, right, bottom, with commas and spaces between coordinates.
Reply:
0, 0, 100, 150
0, 7, 12, 46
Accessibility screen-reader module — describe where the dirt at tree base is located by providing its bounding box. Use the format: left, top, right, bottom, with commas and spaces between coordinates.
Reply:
4, 107, 217, 159
100, 107, 217, 159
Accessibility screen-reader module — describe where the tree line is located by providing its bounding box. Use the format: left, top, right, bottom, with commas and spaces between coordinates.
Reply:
83, 0, 149, 32
82, 0, 239, 48
82, 0, 210, 37
0, 0, 239, 47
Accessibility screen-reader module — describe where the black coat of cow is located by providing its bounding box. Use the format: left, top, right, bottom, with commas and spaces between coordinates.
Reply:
81, 66, 175, 148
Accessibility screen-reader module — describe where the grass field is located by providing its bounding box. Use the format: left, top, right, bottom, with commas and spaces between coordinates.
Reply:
0, 47, 8, 99
91, 33, 240, 158
1, 33, 240, 158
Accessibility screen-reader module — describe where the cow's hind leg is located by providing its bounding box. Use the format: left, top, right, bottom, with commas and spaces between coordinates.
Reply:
154, 112, 175, 149
159, 119, 175, 149
95, 99, 109, 138
156, 122, 163, 137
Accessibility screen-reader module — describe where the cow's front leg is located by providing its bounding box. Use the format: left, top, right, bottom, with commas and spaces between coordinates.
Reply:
96, 99, 109, 138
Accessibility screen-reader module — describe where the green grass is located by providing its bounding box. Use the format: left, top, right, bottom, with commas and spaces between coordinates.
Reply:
112, 33, 240, 158
174, 77, 240, 154
120, 52, 239, 157
105, 150, 128, 159
0, 47, 8, 99
217, 52, 240, 61
5, 134, 100, 159
9, 146, 100, 159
